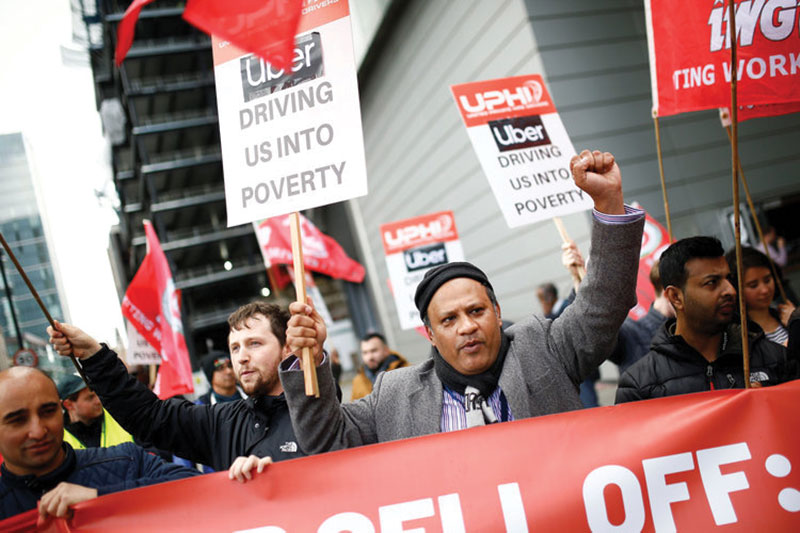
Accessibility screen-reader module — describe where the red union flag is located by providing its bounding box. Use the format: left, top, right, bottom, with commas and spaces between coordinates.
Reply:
8, 381, 800, 531
121, 221, 193, 399
253, 213, 365, 283
644, 0, 800, 117
116, 0, 303, 71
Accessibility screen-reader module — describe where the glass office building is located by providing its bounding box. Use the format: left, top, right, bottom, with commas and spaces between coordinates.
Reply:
0, 133, 68, 373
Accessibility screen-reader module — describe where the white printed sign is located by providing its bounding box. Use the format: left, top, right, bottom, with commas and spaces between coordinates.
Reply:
213, 0, 367, 227
125, 320, 161, 365
381, 211, 464, 329
451, 74, 592, 228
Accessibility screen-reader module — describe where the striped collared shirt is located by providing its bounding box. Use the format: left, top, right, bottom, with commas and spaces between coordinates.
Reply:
441, 385, 513, 432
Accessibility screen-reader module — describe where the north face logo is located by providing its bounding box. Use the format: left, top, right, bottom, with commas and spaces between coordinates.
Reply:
280, 441, 298, 453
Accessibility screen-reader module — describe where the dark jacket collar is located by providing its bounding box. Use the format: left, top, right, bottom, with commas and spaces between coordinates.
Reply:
1, 443, 77, 495
247, 393, 287, 417
652, 317, 766, 364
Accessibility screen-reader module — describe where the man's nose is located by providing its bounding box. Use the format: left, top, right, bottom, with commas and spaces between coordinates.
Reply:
723, 278, 736, 296
28, 417, 48, 439
457, 315, 478, 334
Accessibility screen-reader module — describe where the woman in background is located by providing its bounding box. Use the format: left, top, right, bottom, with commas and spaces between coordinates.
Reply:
726, 247, 795, 346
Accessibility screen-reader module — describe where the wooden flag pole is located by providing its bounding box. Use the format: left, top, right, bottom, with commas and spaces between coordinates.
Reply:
552, 217, 585, 282
727, 0, 750, 388
265, 265, 282, 299
289, 212, 320, 397
652, 113, 674, 241
723, 125, 789, 305
0, 231, 88, 383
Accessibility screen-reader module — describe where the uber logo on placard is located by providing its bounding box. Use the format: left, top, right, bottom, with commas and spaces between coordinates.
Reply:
489, 115, 550, 152
240, 32, 324, 103
404, 243, 448, 272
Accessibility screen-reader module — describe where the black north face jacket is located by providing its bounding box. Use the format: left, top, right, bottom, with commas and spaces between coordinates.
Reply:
615, 318, 795, 404
82, 346, 305, 470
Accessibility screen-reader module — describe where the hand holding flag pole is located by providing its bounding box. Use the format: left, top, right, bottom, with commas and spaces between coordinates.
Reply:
289, 212, 320, 397
552, 218, 585, 282
0, 231, 88, 384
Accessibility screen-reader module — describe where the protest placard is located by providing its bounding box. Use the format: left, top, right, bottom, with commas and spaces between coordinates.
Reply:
124, 319, 161, 366
381, 211, 464, 329
213, 0, 367, 227
451, 74, 593, 228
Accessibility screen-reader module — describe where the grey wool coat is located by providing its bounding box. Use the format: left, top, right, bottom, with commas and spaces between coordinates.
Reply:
279, 215, 644, 454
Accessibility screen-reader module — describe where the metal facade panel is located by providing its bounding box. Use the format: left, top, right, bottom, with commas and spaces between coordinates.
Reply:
354, 0, 592, 361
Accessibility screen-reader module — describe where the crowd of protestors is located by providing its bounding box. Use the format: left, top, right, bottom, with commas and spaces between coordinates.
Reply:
1, 148, 797, 522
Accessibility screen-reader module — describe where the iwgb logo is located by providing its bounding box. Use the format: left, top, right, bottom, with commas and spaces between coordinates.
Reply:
458, 79, 545, 114
707, 0, 800, 52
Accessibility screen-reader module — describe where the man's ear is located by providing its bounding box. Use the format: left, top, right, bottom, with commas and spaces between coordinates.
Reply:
494, 303, 502, 325
664, 286, 684, 312
424, 324, 436, 346
61, 399, 73, 412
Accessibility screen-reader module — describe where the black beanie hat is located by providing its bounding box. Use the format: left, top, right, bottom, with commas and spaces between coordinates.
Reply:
414, 262, 493, 321
200, 351, 231, 383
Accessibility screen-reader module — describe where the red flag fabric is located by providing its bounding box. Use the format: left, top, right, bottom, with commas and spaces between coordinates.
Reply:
268, 264, 293, 291
114, 0, 157, 66
183, 0, 303, 72
629, 205, 672, 320
8, 381, 800, 531
644, 0, 800, 117
121, 221, 193, 399
116, 0, 303, 71
253, 214, 365, 283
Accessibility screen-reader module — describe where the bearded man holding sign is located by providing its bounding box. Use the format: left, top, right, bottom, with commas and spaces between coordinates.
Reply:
280, 150, 644, 451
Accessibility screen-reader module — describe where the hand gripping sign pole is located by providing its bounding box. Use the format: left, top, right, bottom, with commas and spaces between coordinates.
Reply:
0, 231, 88, 384
289, 212, 320, 397
727, 1, 751, 388
552, 217, 585, 282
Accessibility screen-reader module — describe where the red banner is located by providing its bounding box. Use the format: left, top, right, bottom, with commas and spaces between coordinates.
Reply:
253, 214, 365, 283
629, 205, 672, 320
121, 221, 193, 398
645, 0, 800, 117
8, 381, 800, 531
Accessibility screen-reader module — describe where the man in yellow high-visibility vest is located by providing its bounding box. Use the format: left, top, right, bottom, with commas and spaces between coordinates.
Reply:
57, 374, 133, 449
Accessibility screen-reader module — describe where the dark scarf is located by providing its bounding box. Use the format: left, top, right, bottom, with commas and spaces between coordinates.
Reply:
433, 331, 509, 398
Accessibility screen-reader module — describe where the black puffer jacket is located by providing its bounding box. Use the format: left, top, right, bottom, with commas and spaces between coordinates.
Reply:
0, 442, 197, 520
82, 346, 306, 471
616, 318, 794, 404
